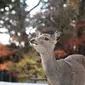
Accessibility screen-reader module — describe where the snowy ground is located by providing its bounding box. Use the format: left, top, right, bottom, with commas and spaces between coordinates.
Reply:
0, 82, 48, 85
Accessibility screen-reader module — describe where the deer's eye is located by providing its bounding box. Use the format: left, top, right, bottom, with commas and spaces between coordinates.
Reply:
44, 37, 49, 41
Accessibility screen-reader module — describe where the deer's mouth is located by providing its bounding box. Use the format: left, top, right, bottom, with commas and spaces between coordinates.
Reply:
29, 39, 38, 46
32, 42, 38, 45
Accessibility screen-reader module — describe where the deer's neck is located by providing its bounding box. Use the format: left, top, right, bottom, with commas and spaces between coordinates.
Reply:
40, 50, 62, 83
40, 50, 56, 67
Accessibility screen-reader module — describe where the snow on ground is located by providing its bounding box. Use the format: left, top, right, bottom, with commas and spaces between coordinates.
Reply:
0, 82, 48, 85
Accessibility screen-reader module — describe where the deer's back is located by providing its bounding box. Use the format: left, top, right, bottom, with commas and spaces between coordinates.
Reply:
65, 54, 85, 68
64, 54, 85, 85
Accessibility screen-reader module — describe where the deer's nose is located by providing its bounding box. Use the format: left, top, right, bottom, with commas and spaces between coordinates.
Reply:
29, 39, 35, 44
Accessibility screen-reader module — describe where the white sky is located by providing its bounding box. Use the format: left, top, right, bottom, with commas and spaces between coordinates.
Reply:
0, 0, 41, 45
0, 33, 10, 44
0, 28, 10, 44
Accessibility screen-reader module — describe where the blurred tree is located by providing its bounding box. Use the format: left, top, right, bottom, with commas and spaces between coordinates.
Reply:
0, 0, 28, 45
26, 0, 85, 52
30, 0, 85, 43
30, 0, 78, 34
0, 0, 85, 46
7, 52, 45, 82
68, 0, 80, 8
79, 0, 85, 19
0, 0, 42, 52
0, 0, 12, 8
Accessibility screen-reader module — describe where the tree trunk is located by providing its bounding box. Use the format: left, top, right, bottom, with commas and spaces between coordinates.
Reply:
79, 0, 85, 19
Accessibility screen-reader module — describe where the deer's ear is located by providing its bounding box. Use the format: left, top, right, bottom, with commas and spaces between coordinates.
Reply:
36, 31, 42, 37
53, 31, 62, 40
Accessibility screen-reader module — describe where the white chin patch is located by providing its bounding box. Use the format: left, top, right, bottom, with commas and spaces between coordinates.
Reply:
30, 43, 38, 47
32, 44, 37, 46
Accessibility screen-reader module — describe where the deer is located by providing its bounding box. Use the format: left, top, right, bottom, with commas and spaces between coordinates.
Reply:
29, 31, 85, 85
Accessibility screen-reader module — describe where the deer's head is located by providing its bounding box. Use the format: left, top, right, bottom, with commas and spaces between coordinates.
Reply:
30, 31, 61, 54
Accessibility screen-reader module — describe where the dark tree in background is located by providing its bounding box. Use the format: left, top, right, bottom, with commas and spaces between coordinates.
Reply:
79, 0, 85, 19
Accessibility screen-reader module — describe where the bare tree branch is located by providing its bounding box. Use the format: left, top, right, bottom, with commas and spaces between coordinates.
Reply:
26, 0, 42, 14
